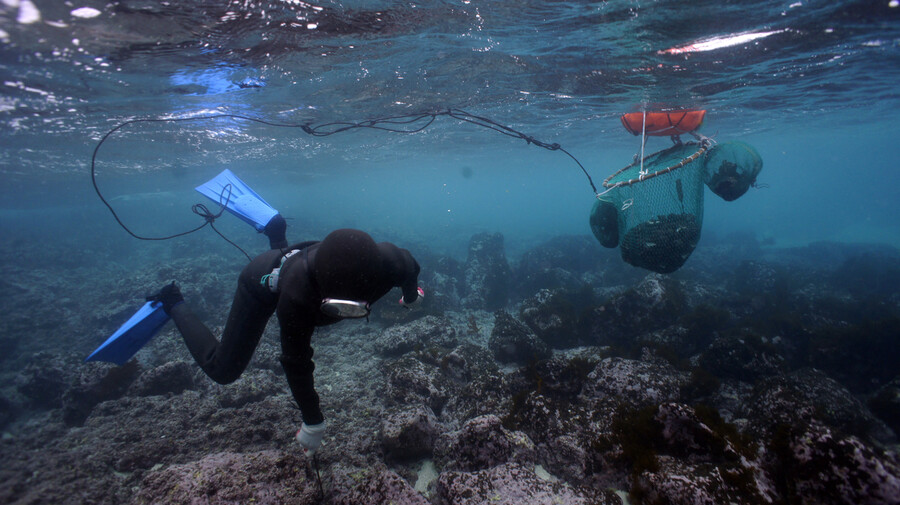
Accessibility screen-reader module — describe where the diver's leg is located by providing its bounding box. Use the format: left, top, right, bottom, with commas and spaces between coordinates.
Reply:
171, 253, 280, 384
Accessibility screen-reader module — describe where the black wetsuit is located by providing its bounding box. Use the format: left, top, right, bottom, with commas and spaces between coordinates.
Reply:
169, 236, 420, 425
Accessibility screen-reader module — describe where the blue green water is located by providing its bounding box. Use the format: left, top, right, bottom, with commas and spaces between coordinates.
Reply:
2, 0, 899, 259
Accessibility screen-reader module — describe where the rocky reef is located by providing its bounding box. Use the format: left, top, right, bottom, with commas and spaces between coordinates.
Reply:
1, 233, 899, 504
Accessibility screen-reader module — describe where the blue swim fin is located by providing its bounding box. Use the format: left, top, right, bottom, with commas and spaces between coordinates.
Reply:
85, 301, 171, 365
195, 169, 279, 231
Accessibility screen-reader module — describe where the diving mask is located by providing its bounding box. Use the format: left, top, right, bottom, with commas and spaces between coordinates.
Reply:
320, 298, 371, 319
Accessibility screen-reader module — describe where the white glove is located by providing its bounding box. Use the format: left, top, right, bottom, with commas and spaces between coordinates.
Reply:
296, 422, 326, 456
399, 287, 425, 307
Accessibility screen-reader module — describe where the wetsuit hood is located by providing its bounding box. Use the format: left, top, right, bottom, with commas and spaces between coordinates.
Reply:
313, 229, 384, 302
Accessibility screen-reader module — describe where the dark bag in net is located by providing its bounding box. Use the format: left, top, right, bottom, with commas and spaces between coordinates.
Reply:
589, 198, 619, 248
704, 141, 763, 201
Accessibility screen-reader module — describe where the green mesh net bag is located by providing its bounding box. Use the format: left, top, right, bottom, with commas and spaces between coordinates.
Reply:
591, 142, 709, 273
704, 141, 763, 201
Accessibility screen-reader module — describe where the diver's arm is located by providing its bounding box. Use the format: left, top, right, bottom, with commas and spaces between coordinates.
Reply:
400, 249, 422, 303
377, 243, 421, 303
277, 304, 324, 425
385, 244, 422, 303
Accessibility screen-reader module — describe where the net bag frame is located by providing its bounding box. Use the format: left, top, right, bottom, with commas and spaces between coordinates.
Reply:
599, 141, 710, 273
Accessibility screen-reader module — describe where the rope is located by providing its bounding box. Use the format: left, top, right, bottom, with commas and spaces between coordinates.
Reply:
92, 109, 598, 258
639, 110, 647, 176
90, 127, 253, 260
313, 454, 324, 502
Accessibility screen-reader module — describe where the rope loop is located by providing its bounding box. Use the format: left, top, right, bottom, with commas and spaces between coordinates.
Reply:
91, 109, 600, 260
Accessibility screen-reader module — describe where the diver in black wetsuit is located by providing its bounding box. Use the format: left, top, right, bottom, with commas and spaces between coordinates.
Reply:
148, 215, 422, 456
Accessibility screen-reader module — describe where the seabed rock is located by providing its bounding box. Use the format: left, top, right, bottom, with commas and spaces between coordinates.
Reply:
381, 404, 442, 462
488, 310, 551, 364
62, 360, 142, 426
434, 414, 535, 472
870, 376, 900, 437
745, 368, 896, 444
131, 450, 319, 505
699, 335, 786, 382
435, 462, 621, 505
587, 275, 686, 349
330, 464, 431, 505
375, 315, 459, 358
383, 354, 457, 415
128, 360, 195, 397
461, 232, 511, 310
14, 353, 70, 410
519, 288, 588, 349
581, 357, 687, 409
768, 420, 900, 505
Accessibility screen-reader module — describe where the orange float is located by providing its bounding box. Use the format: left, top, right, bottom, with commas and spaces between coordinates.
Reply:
620, 110, 706, 136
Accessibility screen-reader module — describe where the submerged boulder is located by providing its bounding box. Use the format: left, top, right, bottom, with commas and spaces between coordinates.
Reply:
330, 464, 431, 505
434, 414, 535, 472
375, 315, 458, 358
132, 450, 318, 505
519, 288, 590, 349
381, 405, 441, 462
425, 256, 464, 310
62, 360, 142, 426
514, 235, 603, 297
745, 368, 895, 444
581, 357, 687, 409
440, 347, 510, 424
587, 275, 686, 350
634, 456, 768, 505
15, 353, 69, 410
766, 421, 900, 505
869, 377, 900, 437
128, 361, 195, 397
699, 335, 785, 382
436, 462, 620, 505
462, 232, 511, 310
488, 310, 551, 364
382, 355, 456, 415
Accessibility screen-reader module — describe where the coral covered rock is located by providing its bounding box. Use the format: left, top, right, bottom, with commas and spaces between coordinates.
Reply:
330, 464, 431, 505
745, 368, 895, 444
375, 315, 459, 357
435, 462, 620, 505
461, 232, 511, 310
519, 288, 590, 349
587, 275, 686, 349
768, 421, 900, 505
488, 310, 550, 364
131, 450, 318, 505
381, 405, 442, 462
581, 357, 687, 409
383, 355, 456, 415
128, 360, 195, 397
62, 360, 142, 426
434, 414, 535, 472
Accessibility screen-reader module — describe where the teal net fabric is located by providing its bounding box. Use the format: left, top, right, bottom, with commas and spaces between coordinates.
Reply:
599, 142, 708, 273
704, 141, 763, 201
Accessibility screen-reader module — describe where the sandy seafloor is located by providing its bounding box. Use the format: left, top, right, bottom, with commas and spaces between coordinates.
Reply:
1, 221, 899, 505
